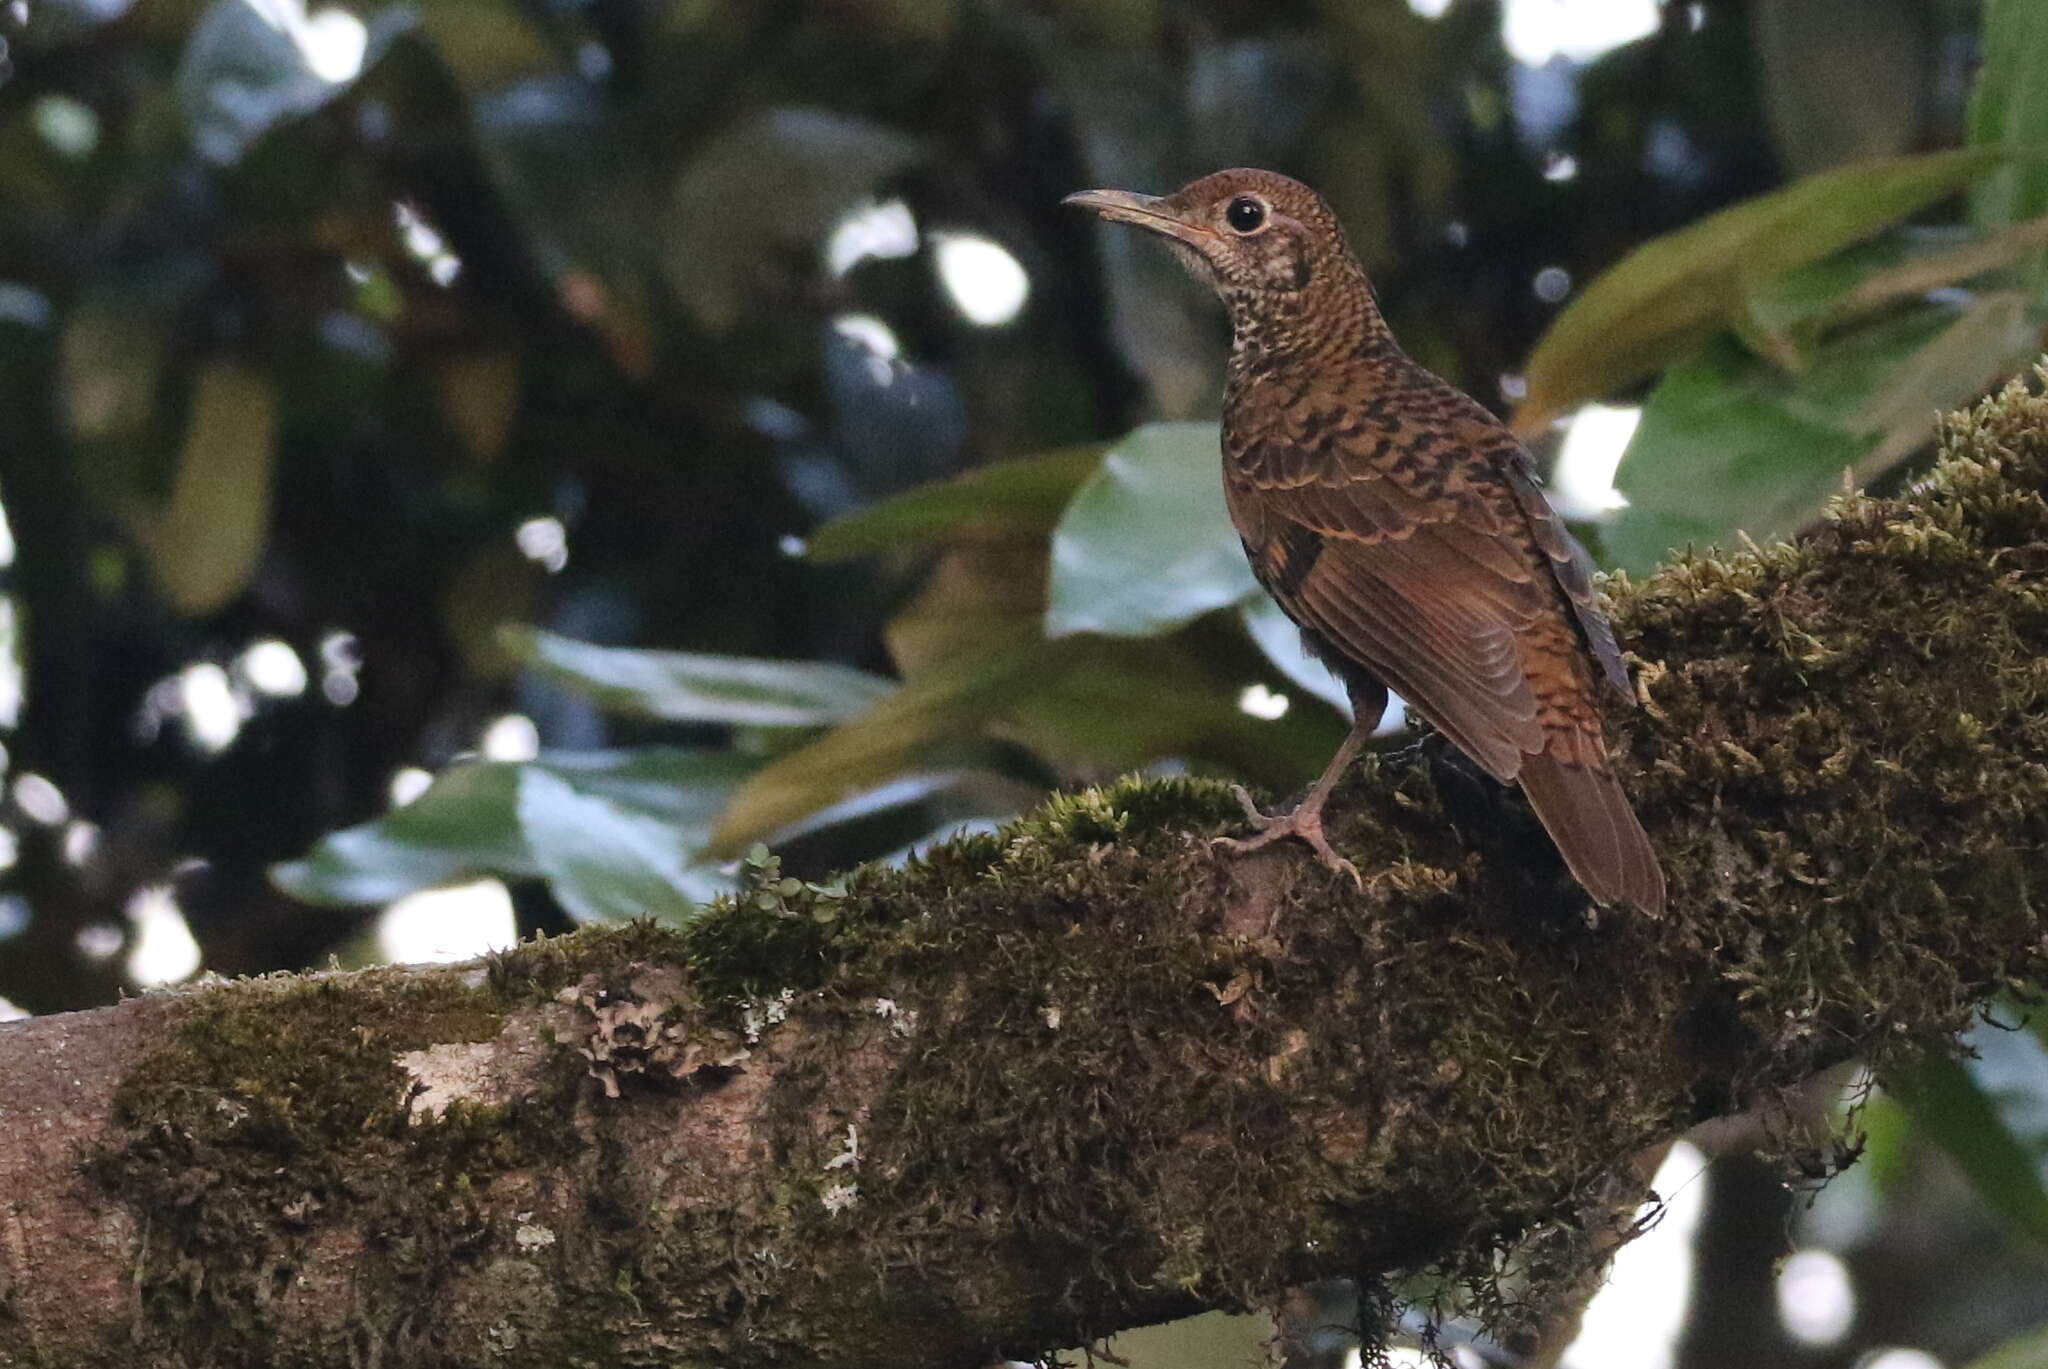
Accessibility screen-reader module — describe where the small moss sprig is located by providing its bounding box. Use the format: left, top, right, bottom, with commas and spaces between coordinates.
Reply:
741, 842, 848, 923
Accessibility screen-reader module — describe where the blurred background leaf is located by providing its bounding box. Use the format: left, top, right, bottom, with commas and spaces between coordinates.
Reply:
1045, 421, 1251, 638
507, 627, 896, 728
1526, 7, 2048, 576
1883, 1005, 2048, 1252
1890, 1041, 2048, 1251
139, 361, 276, 615
1517, 146, 2017, 432
274, 747, 747, 911
805, 446, 1105, 561
1968, 0, 2048, 234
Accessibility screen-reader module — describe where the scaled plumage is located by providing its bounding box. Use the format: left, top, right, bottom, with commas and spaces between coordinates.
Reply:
1066, 169, 1666, 915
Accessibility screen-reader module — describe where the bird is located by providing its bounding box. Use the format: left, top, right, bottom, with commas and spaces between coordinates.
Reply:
1064, 168, 1665, 916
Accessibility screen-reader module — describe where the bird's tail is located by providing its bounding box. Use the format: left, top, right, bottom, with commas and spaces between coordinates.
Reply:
1517, 748, 1666, 916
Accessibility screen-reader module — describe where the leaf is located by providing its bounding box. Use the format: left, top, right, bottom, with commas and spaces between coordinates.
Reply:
709, 628, 1339, 851
715, 430, 1339, 850
411, 0, 554, 88
807, 445, 1106, 561
1830, 216, 2048, 324
507, 627, 896, 727
1962, 1320, 2048, 1369
884, 539, 1051, 678
175, 0, 337, 165
273, 748, 751, 910
708, 647, 1031, 851
273, 762, 532, 906
1969, 0, 2048, 233
1045, 422, 1257, 638
515, 768, 706, 924
1737, 217, 2048, 346
1890, 1025, 2048, 1249
1845, 290, 2036, 485
1607, 347, 1861, 575
998, 636, 1336, 779
661, 108, 925, 332
1737, 235, 1918, 345
1606, 299, 2039, 574
141, 362, 276, 616
1518, 146, 2018, 431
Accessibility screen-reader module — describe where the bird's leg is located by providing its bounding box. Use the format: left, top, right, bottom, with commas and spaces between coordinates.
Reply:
1214, 719, 1372, 887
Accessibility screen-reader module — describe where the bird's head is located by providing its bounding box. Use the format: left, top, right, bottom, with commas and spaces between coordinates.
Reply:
1063, 168, 1378, 360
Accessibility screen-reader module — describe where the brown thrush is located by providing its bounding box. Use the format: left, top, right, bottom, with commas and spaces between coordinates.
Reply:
1066, 169, 1665, 916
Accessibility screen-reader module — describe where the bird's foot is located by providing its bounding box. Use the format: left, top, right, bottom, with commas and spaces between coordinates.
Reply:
1212, 785, 1363, 888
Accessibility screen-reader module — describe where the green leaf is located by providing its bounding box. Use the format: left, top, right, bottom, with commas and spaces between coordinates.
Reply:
273, 748, 750, 911
1045, 422, 1256, 638
1962, 1319, 2048, 1369
273, 762, 532, 906
1969, 0, 2048, 233
1606, 341, 1863, 575
1518, 146, 2017, 431
807, 445, 1106, 561
515, 769, 706, 924
1844, 290, 2036, 486
709, 647, 1031, 850
1826, 216, 2048, 328
1889, 1023, 2048, 1249
709, 632, 1338, 851
1856, 1087, 1914, 1197
507, 627, 895, 727
1738, 218, 2048, 345
716, 441, 1340, 850
1607, 298, 2038, 574
1000, 637, 1337, 779
141, 362, 276, 617
1737, 235, 1918, 345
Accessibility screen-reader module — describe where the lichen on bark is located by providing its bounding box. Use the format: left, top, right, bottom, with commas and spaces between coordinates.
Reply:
10, 376, 2048, 1367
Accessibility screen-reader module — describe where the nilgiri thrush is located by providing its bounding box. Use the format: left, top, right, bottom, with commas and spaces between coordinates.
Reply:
1065, 169, 1665, 915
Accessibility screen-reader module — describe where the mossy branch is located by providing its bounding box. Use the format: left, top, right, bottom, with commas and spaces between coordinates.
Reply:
8, 380, 2048, 1368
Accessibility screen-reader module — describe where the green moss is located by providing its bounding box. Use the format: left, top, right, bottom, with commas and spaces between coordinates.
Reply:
487, 918, 697, 1003
109, 971, 503, 1137
87, 966, 627, 1367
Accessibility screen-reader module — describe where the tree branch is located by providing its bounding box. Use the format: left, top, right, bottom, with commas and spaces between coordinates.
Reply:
8, 380, 2048, 1368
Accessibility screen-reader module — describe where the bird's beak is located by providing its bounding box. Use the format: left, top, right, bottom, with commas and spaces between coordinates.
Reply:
1062, 189, 1216, 251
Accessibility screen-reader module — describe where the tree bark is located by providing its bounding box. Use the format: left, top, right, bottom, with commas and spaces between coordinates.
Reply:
6, 380, 2048, 1367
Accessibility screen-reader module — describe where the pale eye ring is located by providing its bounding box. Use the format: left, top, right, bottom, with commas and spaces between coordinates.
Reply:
1225, 195, 1267, 234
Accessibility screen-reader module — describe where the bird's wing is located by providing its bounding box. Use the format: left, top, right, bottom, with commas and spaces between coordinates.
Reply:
1492, 437, 1632, 704
1226, 456, 1547, 781
1333, 382, 1631, 704
1224, 388, 1622, 780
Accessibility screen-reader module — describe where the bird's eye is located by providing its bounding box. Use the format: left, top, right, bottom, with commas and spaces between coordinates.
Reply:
1225, 196, 1267, 233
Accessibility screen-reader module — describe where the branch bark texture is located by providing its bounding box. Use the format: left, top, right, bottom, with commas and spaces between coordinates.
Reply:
7, 383, 2048, 1367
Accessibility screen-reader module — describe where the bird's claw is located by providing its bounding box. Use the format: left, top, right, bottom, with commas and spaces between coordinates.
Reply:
1212, 790, 1363, 889
1226, 782, 1275, 828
